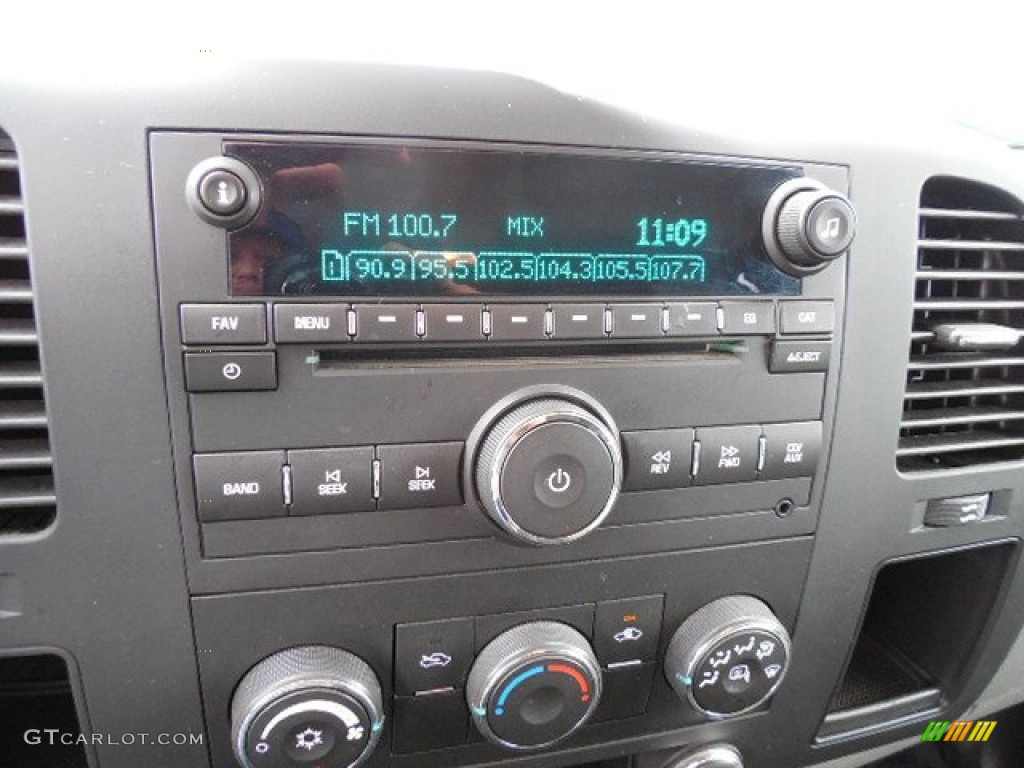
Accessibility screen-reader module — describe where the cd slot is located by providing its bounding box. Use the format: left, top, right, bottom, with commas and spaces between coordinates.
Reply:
314, 340, 746, 369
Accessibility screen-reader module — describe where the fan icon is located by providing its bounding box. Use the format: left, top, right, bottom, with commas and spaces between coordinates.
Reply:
295, 727, 324, 751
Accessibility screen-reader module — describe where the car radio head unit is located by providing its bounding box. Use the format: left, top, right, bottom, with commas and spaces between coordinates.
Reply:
222, 141, 805, 298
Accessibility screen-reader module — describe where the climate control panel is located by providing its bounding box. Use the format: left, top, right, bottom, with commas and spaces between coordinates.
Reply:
224, 594, 792, 766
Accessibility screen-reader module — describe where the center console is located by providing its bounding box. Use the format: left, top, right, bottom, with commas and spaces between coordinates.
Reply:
150, 132, 849, 768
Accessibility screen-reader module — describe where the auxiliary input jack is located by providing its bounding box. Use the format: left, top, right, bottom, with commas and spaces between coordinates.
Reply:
774, 498, 796, 518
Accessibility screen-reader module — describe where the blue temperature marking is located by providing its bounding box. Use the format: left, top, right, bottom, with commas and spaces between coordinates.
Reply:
494, 665, 545, 716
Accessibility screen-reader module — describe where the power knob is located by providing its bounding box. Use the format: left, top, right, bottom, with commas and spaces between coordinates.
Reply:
664, 596, 791, 719
762, 178, 856, 276
231, 646, 384, 768
467, 621, 602, 750
473, 395, 623, 545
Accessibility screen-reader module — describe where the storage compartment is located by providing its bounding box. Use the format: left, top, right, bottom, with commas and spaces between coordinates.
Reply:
818, 540, 1018, 742
0, 653, 87, 768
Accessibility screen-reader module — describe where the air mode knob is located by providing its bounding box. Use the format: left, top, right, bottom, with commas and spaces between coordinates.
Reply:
231, 646, 384, 768
473, 396, 623, 546
664, 596, 791, 719
467, 621, 602, 750
762, 178, 856, 276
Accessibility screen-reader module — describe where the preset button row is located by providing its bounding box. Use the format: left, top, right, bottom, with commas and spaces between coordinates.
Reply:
180, 300, 834, 345
621, 421, 823, 491
193, 442, 463, 522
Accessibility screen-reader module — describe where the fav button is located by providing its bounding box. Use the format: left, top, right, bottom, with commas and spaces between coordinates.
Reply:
180, 303, 267, 345
394, 618, 475, 695
287, 447, 375, 515
593, 595, 664, 665
378, 442, 464, 510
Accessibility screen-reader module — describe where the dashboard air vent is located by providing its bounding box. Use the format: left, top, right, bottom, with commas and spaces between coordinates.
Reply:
0, 132, 55, 532
898, 177, 1024, 471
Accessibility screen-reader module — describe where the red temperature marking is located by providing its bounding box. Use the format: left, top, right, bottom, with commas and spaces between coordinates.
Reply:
548, 663, 589, 697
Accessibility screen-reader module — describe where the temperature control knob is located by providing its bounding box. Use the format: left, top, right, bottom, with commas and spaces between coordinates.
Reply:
467, 621, 602, 750
664, 596, 791, 719
474, 397, 622, 545
231, 646, 384, 768
762, 178, 856, 276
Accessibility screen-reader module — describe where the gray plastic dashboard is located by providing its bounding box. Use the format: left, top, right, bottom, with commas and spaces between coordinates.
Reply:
0, 60, 1023, 768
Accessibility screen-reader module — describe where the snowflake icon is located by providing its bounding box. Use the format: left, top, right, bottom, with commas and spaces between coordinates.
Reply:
295, 727, 324, 751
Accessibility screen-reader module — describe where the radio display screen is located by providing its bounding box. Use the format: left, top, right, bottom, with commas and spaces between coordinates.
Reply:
226, 142, 802, 297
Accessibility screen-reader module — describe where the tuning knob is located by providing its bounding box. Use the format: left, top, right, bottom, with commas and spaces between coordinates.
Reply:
762, 178, 856, 276
466, 621, 602, 750
231, 646, 384, 768
473, 396, 622, 545
664, 596, 791, 719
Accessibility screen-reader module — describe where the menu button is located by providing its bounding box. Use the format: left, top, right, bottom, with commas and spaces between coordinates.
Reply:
274, 303, 350, 343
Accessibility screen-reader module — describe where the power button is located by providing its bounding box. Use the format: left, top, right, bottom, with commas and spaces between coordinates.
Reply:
533, 455, 587, 509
